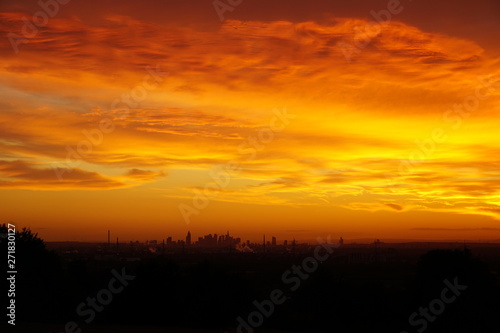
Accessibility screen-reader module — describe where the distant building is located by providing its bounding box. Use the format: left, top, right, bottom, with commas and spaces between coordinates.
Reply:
272, 237, 277, 246
198, 233, 218, 247
186, 231, 191, 246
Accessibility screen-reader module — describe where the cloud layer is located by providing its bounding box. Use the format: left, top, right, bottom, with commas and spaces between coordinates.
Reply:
1, 5, 500, 240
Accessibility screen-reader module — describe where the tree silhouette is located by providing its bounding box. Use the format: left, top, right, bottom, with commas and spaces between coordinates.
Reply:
410, 248, 499, 333
1, 223, 63, 322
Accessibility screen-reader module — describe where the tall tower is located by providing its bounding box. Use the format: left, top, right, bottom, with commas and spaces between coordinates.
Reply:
186, 231, 192, 246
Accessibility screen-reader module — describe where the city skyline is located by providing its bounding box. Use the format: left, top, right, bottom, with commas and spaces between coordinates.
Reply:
99, 229, 308, 246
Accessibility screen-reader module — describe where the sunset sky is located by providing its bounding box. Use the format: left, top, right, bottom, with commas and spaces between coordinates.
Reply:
1, 0, 500, 242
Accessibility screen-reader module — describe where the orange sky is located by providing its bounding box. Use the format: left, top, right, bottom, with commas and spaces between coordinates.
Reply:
1, 0, 500, 242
